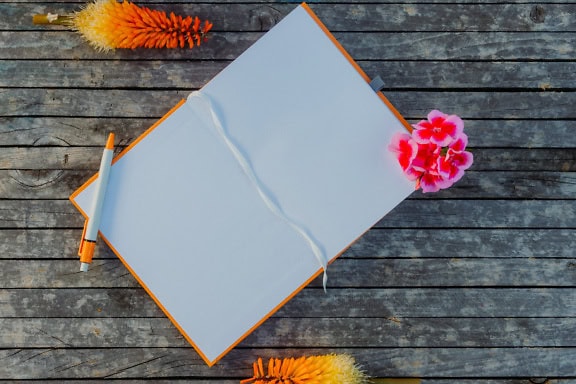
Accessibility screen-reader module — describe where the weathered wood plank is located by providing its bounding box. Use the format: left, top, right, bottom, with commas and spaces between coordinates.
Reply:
2, 147, 575, 173
4, 60, 574, 91
471, 149, 576, 172
282, 288, 576, 318
0, 0, 561, 3
2, 288, 575, 318
0, 147, 106, 170
2, 199, 575, 229
244, 317, 576, 348
0, 170, 93, 199
2, 31, 575, 60
0, 89, 188, 118
0, 347, 574, 379
340, 31, 576, 61
420, 171, 576, 200
3, 169, 576, 200
414, 381, 576, 384
378, 200, 576, 229
463, 120, 576, 149
0, 381, 571, 384
0, 31, 253, 60
2, 0, 575, 382
347, 228, 576, 258
381, 91, 576, 120
4, 3, 573, 32
0, 288, 163, 318
0, 381, 237, 384
315, 258, 576, 288
0, 116, 155, 146
362, 61, 576, 90
3, 228, 574, 260
2, 257, 575, 289
0, 376, 240, 384
0, 260, 139, 289
1, 89, 574, 120
2, 117, 574, 148
0, 200, 81, 229
0, 381, 569, 384
0, 60, 228, 89
416, 381, 576, 384
0, 229, 89, 259
1, 317, 575, 349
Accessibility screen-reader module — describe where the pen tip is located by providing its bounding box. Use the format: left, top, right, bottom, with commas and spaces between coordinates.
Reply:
80, 263, 89, 272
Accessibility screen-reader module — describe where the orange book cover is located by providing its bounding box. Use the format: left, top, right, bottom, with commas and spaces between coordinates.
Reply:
71, 3, 413, 366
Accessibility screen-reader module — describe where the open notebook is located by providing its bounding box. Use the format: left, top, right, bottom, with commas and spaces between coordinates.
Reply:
70, 3, 414, 366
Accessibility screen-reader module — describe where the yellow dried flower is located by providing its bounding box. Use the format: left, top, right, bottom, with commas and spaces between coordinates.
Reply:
241, 354, 368, 384
33, 0, 213, 52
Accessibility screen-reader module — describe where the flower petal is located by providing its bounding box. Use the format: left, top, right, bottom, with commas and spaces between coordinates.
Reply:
449, 133, 468, 152
453, 150, 474, 170
430, 130, 453, 147
419, 173, 443, 193
427, 109, 447, 123
388, 132, 418, 171
412, 128, 433, 144
443, 114, 464, 138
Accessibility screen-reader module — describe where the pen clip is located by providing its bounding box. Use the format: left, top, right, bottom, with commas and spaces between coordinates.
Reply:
78, 219, 88, 256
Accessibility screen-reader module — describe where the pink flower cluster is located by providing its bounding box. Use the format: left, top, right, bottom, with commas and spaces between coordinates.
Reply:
388, 110, 473, 193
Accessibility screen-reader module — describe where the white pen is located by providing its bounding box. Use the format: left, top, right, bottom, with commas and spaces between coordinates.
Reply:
79, 133, 114, 272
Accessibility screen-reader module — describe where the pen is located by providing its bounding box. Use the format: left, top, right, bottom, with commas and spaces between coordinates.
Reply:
79, 133, 115, 272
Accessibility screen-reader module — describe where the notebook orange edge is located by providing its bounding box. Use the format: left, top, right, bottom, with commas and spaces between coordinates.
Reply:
69, 2, 411, 367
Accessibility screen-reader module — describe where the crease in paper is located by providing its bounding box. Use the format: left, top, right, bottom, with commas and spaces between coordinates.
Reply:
187, 91, 329, 290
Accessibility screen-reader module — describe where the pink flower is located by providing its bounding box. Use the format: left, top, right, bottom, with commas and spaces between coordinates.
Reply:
448, 133, 468, 153
411, 142, 440, 173
388, 133, 418, 172
437, 150, 474, 184
437, 132, 473, 183
412, 110, 464, 147
418, 171, 454, 193
388, 110, 472, 193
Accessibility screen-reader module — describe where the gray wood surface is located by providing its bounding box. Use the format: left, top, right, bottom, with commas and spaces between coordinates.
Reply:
1, 0, 574, 382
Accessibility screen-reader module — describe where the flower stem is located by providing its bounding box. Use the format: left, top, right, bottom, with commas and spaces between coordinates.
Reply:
32, 13, 73, 25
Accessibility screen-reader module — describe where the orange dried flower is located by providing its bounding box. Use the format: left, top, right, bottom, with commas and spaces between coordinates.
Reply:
33, 0, 213, 51
241, 354, 368, 384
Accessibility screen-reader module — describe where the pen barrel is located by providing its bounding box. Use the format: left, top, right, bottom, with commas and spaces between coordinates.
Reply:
84, 148, 114, 241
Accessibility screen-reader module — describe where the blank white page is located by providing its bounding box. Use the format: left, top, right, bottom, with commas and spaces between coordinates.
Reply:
71, 4, 414, 366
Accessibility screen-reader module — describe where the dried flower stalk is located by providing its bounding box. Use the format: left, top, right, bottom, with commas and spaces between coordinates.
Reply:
33, 0, 213, 51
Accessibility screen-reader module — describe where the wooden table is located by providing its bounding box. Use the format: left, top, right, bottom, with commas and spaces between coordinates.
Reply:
1, 0, 575, 382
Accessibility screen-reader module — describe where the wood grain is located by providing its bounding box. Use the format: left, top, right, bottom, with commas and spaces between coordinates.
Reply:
4, 3, 575, 32
1, 148, 575, 172
1, 288, 575, 318
2, 199, 576, 229
3, 228, 575, 260
1, 31, 575, 60
3, 170, 576, 199
2, 257, 575, 288
1, 0, 575, 381
1, 89, 574, 119
2, 118, 575, 148
3, 60, 574, 90
0, 347, 574, 379
1, 317, 575, 348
